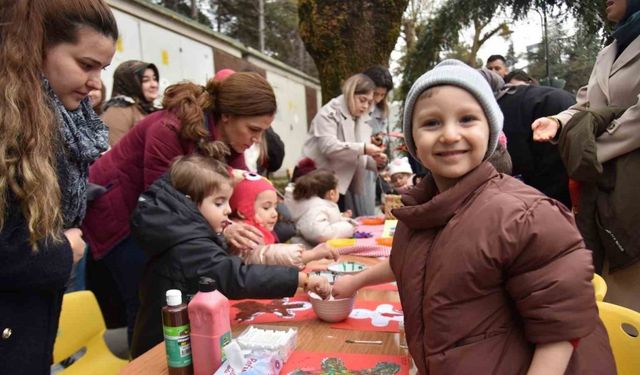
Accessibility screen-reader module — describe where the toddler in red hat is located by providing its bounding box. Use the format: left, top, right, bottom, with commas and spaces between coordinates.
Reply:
229, 172, 338, 268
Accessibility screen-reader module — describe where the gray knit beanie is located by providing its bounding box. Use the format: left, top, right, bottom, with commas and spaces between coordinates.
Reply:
403, 59, 504, 164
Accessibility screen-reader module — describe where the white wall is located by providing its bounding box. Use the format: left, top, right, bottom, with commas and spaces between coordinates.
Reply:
103, 3, 321, 174
102, 9, 214, 99
266, 71, 309, 172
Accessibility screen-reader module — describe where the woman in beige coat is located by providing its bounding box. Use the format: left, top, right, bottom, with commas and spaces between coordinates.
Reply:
532, 0, 640, 311
302, 74, 387, 216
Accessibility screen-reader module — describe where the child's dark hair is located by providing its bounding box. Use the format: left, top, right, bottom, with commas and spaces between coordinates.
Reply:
170, 149, 231, 205
293, 169, 338, 200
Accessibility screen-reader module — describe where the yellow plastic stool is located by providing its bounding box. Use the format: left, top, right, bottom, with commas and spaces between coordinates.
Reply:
53, 291, 129, 374
597, 301, 640, 375
592, 273, 607, 301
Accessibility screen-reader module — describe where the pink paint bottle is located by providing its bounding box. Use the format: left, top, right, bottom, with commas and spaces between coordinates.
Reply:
188, 277, 232, 375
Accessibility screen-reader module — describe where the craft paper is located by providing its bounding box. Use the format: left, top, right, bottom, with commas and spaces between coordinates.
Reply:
282, 351, 410, 375
330, 300, 403, 333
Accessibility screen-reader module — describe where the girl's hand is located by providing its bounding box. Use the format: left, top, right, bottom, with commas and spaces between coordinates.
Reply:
341, 209, 353, 218
532, 117, 560, 142
223, 222, 264, 251
312, 243, 340, 261
331, 274, 359, 299
301, 243, 339, 264
306, 275, 331, 299
64, 228, 86, 264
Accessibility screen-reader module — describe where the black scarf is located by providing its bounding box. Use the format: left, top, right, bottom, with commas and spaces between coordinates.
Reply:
43, 78, 109, 227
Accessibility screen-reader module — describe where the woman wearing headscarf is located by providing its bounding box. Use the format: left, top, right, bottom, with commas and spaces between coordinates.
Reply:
532, 0, 640, 311
101, 60, 159, 146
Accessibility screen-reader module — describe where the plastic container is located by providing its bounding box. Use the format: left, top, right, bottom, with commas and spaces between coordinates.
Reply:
188, 277, 232, 375
162, 290, 193, 375
235, 325, 298, 361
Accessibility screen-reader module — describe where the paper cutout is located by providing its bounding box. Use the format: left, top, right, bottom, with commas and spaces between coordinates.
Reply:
331, 300, 403, 333
381, 220, 398, 238
283, 352, 410, 375
230, 295, 314, 324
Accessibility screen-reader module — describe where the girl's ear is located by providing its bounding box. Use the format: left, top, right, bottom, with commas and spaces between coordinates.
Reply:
235, 210, 246, 220
220, 113, 231, 124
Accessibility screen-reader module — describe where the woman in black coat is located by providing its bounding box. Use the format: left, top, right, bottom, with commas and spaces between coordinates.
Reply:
0, 1, 118, 373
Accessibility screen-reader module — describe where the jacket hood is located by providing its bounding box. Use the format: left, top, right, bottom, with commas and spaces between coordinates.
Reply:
130, 174, 224, 258
285, 195, 331, 222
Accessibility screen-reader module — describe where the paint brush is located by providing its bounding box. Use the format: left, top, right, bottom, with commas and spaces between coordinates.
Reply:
345, 339, 383, 345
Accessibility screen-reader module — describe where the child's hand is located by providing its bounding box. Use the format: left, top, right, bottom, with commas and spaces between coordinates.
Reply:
341, 209, 352, 218
223, 222, 264, 251
306, 275, 331, 299
331, 274, 359, 299
301, 243, 339, 264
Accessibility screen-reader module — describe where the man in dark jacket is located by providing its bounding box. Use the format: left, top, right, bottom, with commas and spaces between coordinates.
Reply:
498, 83, 576, 208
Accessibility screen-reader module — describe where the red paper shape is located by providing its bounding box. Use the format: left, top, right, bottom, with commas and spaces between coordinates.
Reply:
330, 300, 403, 333
282, 351, 410, 375
230, 295, 315, 324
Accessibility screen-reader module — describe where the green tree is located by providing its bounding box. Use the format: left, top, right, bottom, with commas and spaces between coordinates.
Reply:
525, 22, 600, 93
399, 0, 607, 99
443, 15, 510, 67
298, 0, 410, 103
504, 41, 519, 69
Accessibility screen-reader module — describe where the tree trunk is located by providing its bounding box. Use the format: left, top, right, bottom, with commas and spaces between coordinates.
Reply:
298, 0, 409, 103
191, 0, 198, 19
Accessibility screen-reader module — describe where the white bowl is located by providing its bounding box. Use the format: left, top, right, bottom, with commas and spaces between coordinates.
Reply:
308, 292, 355, 323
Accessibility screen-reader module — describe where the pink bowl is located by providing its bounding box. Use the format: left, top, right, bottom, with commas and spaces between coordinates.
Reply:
308, 292, 355, 323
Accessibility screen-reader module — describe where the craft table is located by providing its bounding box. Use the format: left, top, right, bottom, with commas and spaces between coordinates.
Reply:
119, 255, 412, 375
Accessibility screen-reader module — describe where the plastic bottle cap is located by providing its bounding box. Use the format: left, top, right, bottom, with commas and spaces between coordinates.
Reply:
198, 277, 218, 293
166, 289, 182, 306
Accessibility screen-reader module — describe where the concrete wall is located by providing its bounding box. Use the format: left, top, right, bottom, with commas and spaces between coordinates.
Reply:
104, 0, 322, 173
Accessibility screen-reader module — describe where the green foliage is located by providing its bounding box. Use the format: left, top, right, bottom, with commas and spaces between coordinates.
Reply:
154, 0, 213, 26
526, 23, 601, 93
399, 0, 606, 100
505, 42, 518, 68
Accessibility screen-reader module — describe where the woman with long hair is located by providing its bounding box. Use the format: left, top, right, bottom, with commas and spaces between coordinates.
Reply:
82, 71, 278, 348
0, 0, 117, 372
102, 60, 160, 145
302, 73, 387, 217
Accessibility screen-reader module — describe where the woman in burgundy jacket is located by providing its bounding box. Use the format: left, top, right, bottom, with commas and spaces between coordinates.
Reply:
82, 71, 277, 347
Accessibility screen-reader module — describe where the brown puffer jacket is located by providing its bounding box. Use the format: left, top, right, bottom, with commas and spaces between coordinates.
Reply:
390, 162, 615, 375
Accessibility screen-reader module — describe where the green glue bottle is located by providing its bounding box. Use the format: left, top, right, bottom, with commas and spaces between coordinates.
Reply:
162, 289, 193, 375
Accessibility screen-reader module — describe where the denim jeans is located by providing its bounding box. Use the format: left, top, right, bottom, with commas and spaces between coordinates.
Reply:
102, 236, 147, 348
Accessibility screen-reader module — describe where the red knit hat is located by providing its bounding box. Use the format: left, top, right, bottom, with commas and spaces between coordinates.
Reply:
229, 172, 277, 244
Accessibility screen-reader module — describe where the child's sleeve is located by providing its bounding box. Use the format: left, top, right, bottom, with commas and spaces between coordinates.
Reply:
240, 244, 304, 269
180, 238, 299, 299
297, 209, 355, 244
503, 199, 599, 344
